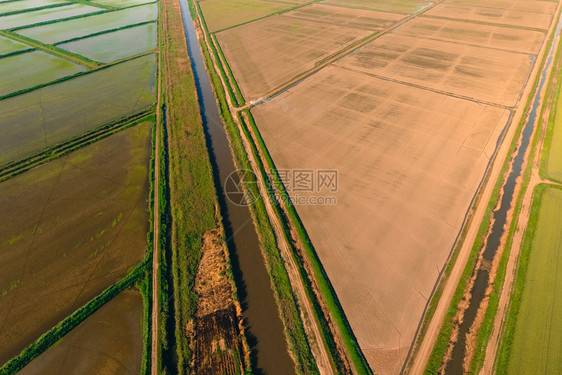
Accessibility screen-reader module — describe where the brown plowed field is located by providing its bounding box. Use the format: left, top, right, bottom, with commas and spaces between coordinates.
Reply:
335, 33, 533, 107
0, 124, 151, 365
322, 0, 433, 14
216, 15, 372, 100
284, 3, 404, 30
424, 3, 553, 30
198, 0, 297, 32
252, 65, 510, 374
19, 289, 144, 375
395, 17, 545, 54
448, 0, 557, 14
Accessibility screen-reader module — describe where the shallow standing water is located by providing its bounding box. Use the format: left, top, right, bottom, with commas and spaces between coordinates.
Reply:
444, 15, 562, 375
177, 2, 296, 374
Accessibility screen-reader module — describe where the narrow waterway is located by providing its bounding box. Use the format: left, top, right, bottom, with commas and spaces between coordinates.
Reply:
445, 15, 562, 374
177, 2, 296, 374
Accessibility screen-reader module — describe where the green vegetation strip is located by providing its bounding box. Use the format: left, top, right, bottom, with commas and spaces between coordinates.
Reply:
0, 3, 69, 18
0, 265, 149, 374
0, 30, 99, 68
211, 34, 245, 106
193, 1, 244, 106
237, 110, 343, 373
540, 67, 562, 183
424, 13, 560, 373
0, 109, 154, 181
186, 1, 319, 372
468, 38, 562, 374
158, 1, 217, 373
51, 20, 156, 44
495, 185, 562, 374
5, 6, 109, 32
244, 109, 372, 375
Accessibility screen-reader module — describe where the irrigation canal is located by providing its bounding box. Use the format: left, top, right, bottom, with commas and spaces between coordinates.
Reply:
444, 13, 562, 374
177, 1, 296, 374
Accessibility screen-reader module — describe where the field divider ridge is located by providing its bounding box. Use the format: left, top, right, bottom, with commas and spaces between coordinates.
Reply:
0, 109, 155, 182
0, 30, 99, 68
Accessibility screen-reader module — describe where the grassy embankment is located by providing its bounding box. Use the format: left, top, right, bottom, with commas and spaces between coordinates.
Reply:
494, 185, 562, 374
423, 13, 561, 373
0, 110, 153, 181
158, 1, 248, 374
494, 41, 562, 374
241, 110, 372, 374
194, 0, 373, 372
187, 1, 319, 373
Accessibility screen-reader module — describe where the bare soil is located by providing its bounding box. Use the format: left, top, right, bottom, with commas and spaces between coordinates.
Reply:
424, 3, 553, 30
189, 228, 245, 375
336, 33, 534, 107
216, 15, 372, 100
252, 65, 510, 374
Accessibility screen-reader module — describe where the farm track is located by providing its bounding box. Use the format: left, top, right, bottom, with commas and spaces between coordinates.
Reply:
408, 4, 562, 374
151, 7, 163, 374
192, 6, 336, 373
481, 30, 562, 375
0, 110, 153, 183
238, 0, 446, 108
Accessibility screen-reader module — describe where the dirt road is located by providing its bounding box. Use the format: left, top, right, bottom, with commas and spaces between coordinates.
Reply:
481, 19, 562, 373
408, 6, 562, 374
192, 5, 335, 373
151, 8, 163, 375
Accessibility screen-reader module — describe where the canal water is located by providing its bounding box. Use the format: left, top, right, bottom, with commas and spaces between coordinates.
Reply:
444, 14, 562, 374
177, 1, 296, 374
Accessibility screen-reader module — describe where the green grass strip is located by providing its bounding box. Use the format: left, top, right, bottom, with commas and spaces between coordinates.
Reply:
211, 33, 245, 106
186, 1, 319, 372
244, 110, 372, 375
424, 11, 561, 373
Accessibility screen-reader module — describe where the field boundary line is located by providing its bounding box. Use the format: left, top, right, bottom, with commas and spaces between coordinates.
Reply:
250, 0, 445, 106
0, 110, 154, 182
210, 0, 318, 34
0, 259, 150, 375
6, 8, 110, 32
0, 52, 157, 101
419, 14, 549, 33
334, 64, 514, 109
50, 20, 157, 44
0, 30, 98, 68
0, 3, 70, 17
150, 6, 162, 372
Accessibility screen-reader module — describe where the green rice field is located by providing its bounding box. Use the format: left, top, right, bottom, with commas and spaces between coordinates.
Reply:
0, 53, 156, 166
0, 35, 32, 56
503, 185, 562, 374
0, 50, 86, 97
0, 0, 67, 15
92, 0, 155, 8
0, 4, 103, 30
57, 22, 157, 63
0, 123, 152, 365
17, 3, 157, 43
